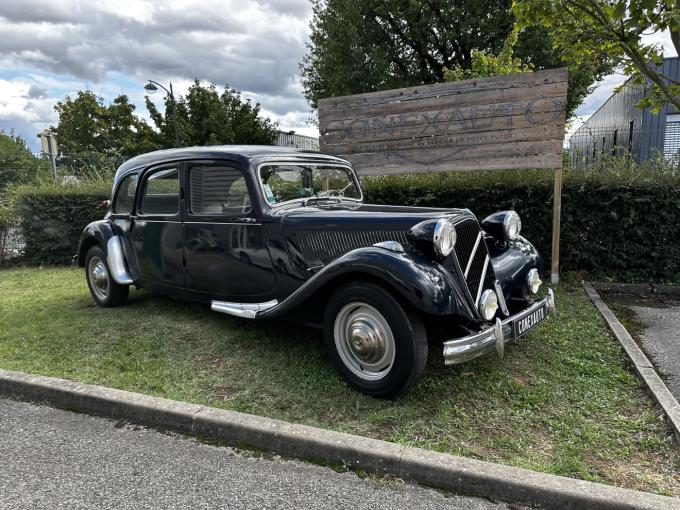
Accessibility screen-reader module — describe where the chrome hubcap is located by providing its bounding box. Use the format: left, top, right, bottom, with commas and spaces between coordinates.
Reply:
88, 256, 109, 300
334, 303, 395, 381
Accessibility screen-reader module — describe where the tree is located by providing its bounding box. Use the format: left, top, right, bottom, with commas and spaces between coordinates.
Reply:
144, 80, 279, 147
54, 91, 159, 166
300, 0, 613, 117
513, 0, 680, 112
0, 131, 46, 192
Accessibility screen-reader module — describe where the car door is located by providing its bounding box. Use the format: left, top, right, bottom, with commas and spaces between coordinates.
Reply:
183, 161, 276, 299
129, 164, 185, 292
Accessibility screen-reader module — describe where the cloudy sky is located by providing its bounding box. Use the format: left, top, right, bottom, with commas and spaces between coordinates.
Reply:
0, 0, 676, 152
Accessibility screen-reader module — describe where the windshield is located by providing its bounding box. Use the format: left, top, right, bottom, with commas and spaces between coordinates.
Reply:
259, 164, 362, 206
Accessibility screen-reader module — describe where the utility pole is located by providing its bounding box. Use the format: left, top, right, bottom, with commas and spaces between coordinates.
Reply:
38, 129, 58, 181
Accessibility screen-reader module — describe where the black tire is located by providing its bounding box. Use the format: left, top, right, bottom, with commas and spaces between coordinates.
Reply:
85, 245, 129, 308
323, 282, 428, 397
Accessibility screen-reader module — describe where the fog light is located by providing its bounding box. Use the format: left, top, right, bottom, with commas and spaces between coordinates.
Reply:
526, 269, 542, 294
478, 289, 498, 321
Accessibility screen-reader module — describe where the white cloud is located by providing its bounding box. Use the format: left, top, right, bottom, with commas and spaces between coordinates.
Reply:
0, 0, 315, 149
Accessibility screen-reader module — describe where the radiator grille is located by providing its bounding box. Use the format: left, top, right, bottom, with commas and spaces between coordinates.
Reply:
296, 229, 410, 266
453, 218, 495, 306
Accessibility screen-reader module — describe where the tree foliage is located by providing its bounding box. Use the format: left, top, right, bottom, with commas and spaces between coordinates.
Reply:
145, 80, 279, 147
0, 131, 47, 191
300, 0, 613, 117
54, 91, 157, 160
513, 0, 680, 112
443, 32, 532, 81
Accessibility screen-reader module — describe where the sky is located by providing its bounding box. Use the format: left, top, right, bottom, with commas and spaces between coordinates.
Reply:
0, 1, 676, 152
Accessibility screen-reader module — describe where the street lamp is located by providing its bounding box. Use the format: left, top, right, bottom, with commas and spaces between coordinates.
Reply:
144, 80, 181, 147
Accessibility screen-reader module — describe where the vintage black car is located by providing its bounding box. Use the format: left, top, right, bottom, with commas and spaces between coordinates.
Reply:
78, 146, 555, 397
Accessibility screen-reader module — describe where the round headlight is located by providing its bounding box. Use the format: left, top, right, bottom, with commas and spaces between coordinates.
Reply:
503, 211, 522, 240
526, 268, 542, 295
433, 219, 456, 258
479, 289, 499, 321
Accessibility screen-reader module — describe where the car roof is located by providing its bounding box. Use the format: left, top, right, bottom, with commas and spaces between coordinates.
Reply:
112, 145, 350, 185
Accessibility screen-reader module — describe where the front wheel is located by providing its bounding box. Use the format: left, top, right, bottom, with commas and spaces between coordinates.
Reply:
323, 282, 428, 397
85, 245, 129, 307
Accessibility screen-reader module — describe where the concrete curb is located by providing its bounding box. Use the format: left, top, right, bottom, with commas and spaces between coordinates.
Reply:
0, 368, 677, 509
584, 282, 680, 442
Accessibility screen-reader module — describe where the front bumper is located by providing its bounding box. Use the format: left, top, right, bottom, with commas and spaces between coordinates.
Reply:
443, 288, 556, 365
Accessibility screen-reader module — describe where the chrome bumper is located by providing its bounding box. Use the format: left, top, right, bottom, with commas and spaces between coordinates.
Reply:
443, 288, 556, 365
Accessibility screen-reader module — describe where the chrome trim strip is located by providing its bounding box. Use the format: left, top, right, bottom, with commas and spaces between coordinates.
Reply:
474, 255, 490, 306
106, 236, 133, 285
464, 231, 482, 278
211, 299, 279, 319
494, 279, 509, 316
184, 221, 262, 226
132, 220, 182, 223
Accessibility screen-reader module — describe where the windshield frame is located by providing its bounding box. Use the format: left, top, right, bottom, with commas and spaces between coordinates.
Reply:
256, 161, 363, 208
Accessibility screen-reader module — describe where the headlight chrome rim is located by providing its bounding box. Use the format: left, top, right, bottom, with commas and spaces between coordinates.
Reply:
478, 289, 499, 321
526, 268, 542, 295
433, 219, 456, 258
503, 211, 522, 240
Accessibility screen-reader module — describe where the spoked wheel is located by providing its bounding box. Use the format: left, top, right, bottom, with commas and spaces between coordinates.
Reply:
85, 245, 129, 307
324, 282, 428, 397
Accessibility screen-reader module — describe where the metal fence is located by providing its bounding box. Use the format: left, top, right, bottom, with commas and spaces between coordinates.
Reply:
568, 125, 680, 167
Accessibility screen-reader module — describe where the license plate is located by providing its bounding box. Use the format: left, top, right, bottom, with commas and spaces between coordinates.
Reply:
513, 303, 548, 338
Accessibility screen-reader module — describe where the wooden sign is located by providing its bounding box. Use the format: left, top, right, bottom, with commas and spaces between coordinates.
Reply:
318, 68, 568, 283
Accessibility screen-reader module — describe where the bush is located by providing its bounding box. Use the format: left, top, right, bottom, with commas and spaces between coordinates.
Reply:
10, 157, 680, 282
13, 180, 110, 264
363, 163, 680, 282
0, 198, 18, 263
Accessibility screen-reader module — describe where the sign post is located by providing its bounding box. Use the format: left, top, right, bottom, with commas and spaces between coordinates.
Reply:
318, 68, 568, 282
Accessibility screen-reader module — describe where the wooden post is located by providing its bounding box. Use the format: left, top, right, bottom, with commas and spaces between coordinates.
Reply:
551, 164, 563, 284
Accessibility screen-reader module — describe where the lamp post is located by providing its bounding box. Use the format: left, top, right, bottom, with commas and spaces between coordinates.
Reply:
144, 80, 181, 147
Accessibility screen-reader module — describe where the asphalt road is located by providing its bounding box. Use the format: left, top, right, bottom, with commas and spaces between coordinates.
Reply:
631, 304, 680, 400
0, 397, 515, 510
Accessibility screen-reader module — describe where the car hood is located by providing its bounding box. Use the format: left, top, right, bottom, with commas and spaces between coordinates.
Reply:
277, 202, 473, 269
278, 202, 470, 228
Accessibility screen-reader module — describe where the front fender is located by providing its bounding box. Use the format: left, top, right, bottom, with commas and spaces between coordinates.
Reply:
258, 246, 475, 319
488, 235, 543, 302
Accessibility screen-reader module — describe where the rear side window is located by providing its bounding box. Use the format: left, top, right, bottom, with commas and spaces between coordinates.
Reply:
140, 168, 179, 215
189, 166, 251, 215
112, 173, 138, 214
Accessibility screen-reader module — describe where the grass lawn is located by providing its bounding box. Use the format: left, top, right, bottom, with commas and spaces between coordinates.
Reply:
1, 266, 678, 495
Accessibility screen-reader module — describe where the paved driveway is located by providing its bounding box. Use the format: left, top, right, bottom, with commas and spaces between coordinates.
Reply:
631, 304, 680, 400
0, 397, 515, 510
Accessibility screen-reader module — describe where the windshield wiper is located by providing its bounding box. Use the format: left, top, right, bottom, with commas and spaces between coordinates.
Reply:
304, 183, 355, 206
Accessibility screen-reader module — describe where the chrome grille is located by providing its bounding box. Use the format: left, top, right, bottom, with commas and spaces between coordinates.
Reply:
297, 229, 410, 266
453, 218, 495, 307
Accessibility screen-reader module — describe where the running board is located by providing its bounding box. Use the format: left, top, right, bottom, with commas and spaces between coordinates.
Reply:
211, 299, 279, 319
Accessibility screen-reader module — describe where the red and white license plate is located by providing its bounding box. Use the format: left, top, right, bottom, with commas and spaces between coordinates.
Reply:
513, 303, 548, 338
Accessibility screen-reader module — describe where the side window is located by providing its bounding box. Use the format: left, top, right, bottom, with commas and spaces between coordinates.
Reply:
112, 173, 138, 214
140, 167, 179, 215
189, 166, 251, 215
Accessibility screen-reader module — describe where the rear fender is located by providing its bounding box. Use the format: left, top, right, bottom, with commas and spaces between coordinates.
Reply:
258, 246, 474, 319
77, 220, 138, 284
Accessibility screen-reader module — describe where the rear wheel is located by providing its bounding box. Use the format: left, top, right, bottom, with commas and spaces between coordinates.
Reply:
85, 245, 129, 307
323, 282, 428, 397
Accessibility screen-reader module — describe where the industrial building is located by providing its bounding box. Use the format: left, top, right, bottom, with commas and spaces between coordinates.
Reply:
569, 57, 680, 165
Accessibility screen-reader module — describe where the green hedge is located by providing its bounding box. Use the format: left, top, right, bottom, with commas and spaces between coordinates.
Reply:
364, 168, 680, 282
12, 166, 680, 282
14, 180, 110, 264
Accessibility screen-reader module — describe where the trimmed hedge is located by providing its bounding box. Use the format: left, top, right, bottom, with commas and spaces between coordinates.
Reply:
14, 180, 110, 264
11, 166, 680, 282
364, 168, 680, 282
